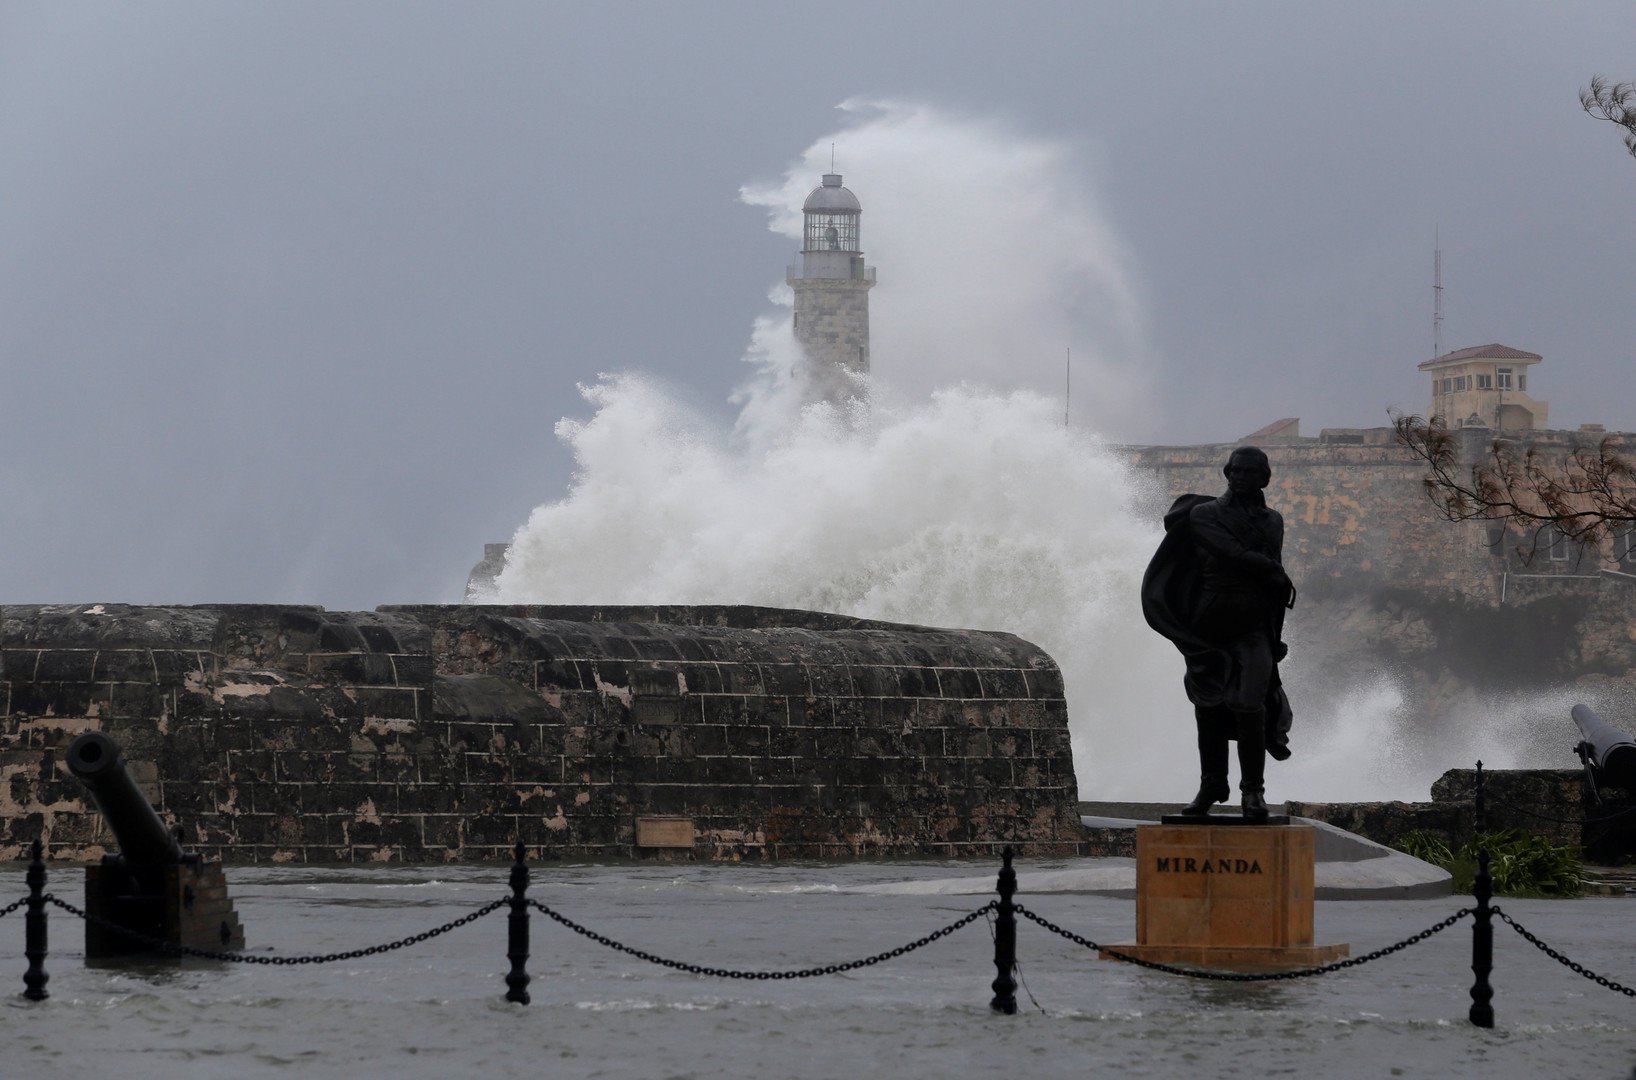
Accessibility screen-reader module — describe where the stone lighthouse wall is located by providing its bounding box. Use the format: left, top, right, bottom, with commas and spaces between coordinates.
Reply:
791, 277, 873, 402
0, 603, 1082, 863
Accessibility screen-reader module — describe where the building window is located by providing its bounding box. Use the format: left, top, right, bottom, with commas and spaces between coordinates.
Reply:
1497, 368, 1513, 389
1547, 525, 1574, 562
1477, 373, 1493, 389
1518, 371, 1527, 392
1442, 378, 1453, 393
1614, 526, 1636, 565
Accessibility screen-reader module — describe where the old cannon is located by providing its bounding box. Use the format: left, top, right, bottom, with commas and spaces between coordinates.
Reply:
66, 731, 244, 958
1571, 703, 1636, 798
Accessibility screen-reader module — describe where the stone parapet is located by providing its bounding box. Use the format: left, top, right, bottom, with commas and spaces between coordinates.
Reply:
0, 603, 1082, 863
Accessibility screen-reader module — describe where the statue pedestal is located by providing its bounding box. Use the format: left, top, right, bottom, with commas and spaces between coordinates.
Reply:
1099, 822, 1348, 967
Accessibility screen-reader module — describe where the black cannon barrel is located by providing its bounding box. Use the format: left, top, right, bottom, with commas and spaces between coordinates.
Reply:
1571, 704, 1636, 790
66, 732, 183, 868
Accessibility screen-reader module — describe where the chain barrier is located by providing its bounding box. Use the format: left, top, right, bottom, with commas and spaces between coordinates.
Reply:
1493, 907, 1636, 998
1012, 903, 1474, 982
529, 897, 996, 980
44, 894, 508, 964
15, 844, 1635, 1015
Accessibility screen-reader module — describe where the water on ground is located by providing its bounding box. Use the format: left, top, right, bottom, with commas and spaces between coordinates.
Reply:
2, 860, 1633, 1079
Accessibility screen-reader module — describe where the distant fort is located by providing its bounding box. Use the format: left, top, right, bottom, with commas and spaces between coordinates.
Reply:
1129, 343, 1636, 722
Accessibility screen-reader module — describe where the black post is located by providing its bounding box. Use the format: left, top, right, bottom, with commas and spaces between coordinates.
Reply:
505, 840, 531, 1005
23, 839, 48, 1002
1469, 760, 1494, 1029
990, 846, 1017, 1015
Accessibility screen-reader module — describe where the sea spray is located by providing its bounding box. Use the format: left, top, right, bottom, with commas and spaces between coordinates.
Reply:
486, 102, 1574, 802
492, 377, 1185, 799
486, 375, 1542, 802
737, 99, 1152, 438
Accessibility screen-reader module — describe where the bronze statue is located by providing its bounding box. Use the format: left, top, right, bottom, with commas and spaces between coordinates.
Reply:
1142, 446, 1295, 821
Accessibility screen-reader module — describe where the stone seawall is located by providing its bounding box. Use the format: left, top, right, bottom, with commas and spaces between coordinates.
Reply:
1, 604, 1082, 863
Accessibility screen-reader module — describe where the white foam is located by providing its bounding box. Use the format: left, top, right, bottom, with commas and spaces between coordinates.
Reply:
485, 102, 1581, 803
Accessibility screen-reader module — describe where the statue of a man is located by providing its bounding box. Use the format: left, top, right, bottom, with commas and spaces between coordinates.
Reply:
1141, 446, 1295, 820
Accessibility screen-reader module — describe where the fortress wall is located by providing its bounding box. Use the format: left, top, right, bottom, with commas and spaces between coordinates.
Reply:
1127, 437, 1498, 602
1129, 429, 1636, 712
0, 604, 1082, 863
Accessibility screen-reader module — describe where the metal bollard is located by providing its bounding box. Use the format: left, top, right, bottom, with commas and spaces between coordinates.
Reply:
23, 839, 48, 1002
505, 841, 531, 1005
990, 846, 1017, 1014
1469, 760, 1495, 1028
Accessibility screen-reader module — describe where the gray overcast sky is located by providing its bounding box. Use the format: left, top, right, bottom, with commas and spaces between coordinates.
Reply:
3, 1, 1633, 609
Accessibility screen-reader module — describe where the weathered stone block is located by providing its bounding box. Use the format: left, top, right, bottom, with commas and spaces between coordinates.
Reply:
36, 650, 97, 682
717, 665, 766, 696
977, 669, 1028, 699
95, 650, 157, 683
308, 652, 397, 684
1, 651, 40, 680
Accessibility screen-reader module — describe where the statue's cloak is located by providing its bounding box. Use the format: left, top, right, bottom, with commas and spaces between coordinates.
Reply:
1141, 493, 1293, 756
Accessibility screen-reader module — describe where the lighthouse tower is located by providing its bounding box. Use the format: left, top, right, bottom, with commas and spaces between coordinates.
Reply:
788, 173, 876, 405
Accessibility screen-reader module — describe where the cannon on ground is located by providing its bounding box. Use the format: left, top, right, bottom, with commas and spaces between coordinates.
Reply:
66, 731, 244, 958
1571, 703, 1636, 798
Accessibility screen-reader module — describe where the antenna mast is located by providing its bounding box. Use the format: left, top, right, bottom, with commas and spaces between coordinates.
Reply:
1433, 227, 1444, 358
1064, 347, 1071, 428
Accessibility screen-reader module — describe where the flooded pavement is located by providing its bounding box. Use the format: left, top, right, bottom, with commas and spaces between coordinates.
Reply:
1, 859, 1633, 1079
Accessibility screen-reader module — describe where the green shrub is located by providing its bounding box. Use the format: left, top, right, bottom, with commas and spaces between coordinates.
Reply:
1392, 829, 1583, 898
1395, 829, 1455, 868
1465, 830, 1583, 898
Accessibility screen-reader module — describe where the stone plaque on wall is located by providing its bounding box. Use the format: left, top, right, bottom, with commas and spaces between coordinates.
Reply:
636, 816, 696, 849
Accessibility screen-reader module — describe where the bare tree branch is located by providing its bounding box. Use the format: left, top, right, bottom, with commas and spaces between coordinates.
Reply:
1393, 414, 1636, 564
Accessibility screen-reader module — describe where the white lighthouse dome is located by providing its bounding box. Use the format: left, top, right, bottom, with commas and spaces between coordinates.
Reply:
802, 174, 861, 212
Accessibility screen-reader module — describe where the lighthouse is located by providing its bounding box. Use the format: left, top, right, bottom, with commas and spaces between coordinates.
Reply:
788, 172, 876, 406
